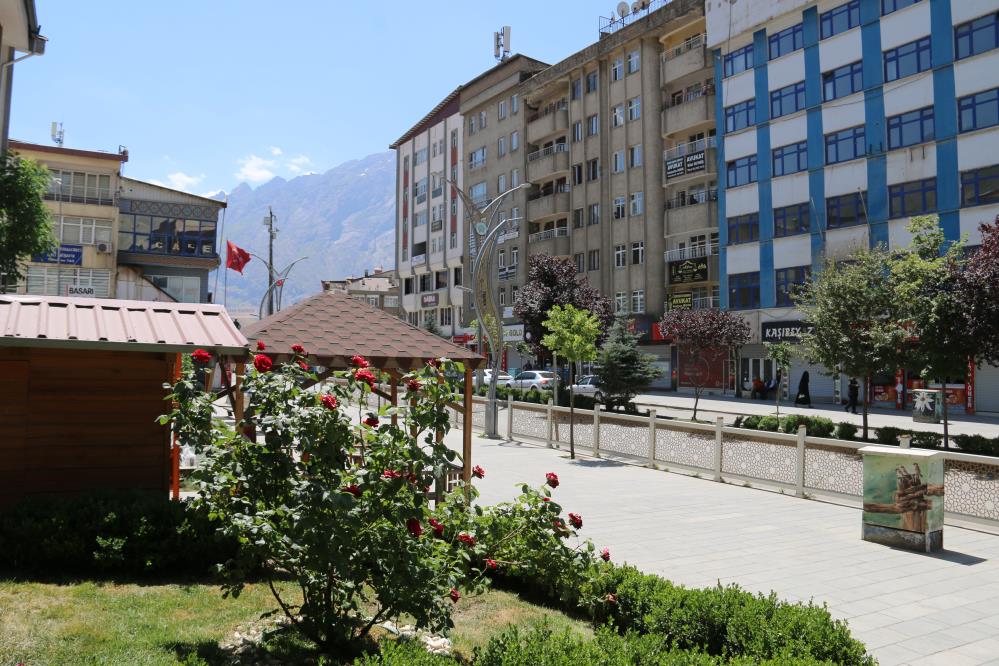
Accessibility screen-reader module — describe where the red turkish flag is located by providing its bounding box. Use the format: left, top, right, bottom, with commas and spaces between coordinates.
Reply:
226, 241, 251, 274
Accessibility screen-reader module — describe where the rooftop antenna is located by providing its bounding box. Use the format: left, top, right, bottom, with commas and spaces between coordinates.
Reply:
50, 121, 63, 147
493, 26, 511, 61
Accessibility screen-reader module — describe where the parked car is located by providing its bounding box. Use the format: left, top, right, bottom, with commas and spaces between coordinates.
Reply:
473, 369, 514, 389
570, 375, 603, 402
508, 370, 557, 392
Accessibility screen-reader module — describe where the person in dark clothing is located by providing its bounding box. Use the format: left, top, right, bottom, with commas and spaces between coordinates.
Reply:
794, 371, 812, 407
750, 376, 765, 399
846, 378, 859, 414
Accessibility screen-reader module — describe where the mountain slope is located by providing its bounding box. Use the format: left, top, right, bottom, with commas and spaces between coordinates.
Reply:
213, 151, 395, 313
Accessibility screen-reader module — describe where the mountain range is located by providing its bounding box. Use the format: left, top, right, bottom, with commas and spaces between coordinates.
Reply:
210, 151, 396, 316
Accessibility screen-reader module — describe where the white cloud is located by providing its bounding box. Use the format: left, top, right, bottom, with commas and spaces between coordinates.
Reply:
269, 146, 283, 156
164, 171, 205, 192
234, 154, 277, 184
286, 154, 313, 174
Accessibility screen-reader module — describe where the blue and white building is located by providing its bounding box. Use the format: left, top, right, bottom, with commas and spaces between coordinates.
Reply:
707, 0, 999, 411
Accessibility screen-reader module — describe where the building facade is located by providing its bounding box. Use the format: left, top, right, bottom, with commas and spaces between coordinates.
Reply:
707, 0, 999, 411
0, 0, 44, 153
321, 270, 400, 318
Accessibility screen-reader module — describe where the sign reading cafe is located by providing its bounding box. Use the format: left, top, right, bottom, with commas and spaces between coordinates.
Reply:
761, 320, 815, 343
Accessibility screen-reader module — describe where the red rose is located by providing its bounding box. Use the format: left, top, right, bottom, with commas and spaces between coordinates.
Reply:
605, 593, 618, 606
291, 344, 305, 354
406, 472, 419, 485
472, 465, 485, 479
545, 472, 559, 488
600, 548, 611, 562
297, 360, 309, 370
568, 512, 583, 529
458, 533, 476, 547
351, 354, 369, 368
485, 558, 498, 570
364, 415, 379, 428
428, 518, 445, 538
382, 470, 402, 479
343, 484, 361, 498
406, 378, 422, 392
321, 394, 338, 410
191, 349, 212, 364
406, 518, 423, 537
449, 587, 460, 603
426, 358, 439, 368
256, 340, 266, 351
355, 368, 376, 388
253, 354, 273, 373
541, 497, 551, 503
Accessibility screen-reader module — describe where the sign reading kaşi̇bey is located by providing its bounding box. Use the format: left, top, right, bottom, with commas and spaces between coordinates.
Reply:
761, 320, 814, 343
668, 257, 708, 283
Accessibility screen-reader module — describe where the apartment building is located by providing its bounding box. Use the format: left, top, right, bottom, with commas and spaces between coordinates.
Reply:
707, 0, 999, 411
9, 140, 128, 299
321, 270, 400, 318
0, 1, 44, 153
391, 88, 466, 336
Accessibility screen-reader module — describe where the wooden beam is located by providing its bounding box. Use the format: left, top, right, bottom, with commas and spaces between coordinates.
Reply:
234, 361, 246, 438
463, 365, 473, 501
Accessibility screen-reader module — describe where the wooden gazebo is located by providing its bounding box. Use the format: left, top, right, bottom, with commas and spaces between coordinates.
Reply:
238, 290, 484, 485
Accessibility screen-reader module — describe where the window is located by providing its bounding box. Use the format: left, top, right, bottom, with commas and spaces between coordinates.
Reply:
46, 170, 113, 205
629, 144, 643, 167
612, 151, 624, 173
498, 249, 506, 268
498, 173, 506, 192
469, 181, 487, 204
773, 203, 810, 237
454, 267, 462, 286
468, 116, 477, 135
959, 87, 999, 133
413, 211, 428, 227
613, 196, 626, 219
889, 178, 936, 218
587, 114, 599, 136
149, 274, 201, 303
511, 169, 520, 187
469, 147, 487, 169
611, 59, 623, 81
572, 121, 583, 142
772, 141, 808, 177
588, 203, 600, 226
57, 216, 113, 246
612, 105, 624, 127
961, 165, 999, 207
725, 99, 756, 132
826, 191, 867, 228
450, 231, 457, 249
572, 163, 583, 185
627, 50, 640, 73
627, 96, 641, 121
727, 155, 758, 187
511, 247, 519, 266
479, 110, 487, 129
775, 266, 810, 307
615, 244, 626, 268
825, 125, 865, 164
587, 158, 600, 181
723, 44, 754, 78
588, 250, 600, 271
439, 307, 452, 327
630, 191, 644, 216
573, 208, 584, 228
884, 37, 931, 82
511, 94, 519, 114
510, 131, 519, 151
586, 71, 598, 93
956, 12, 999, 61
571, 78, 582, 100
770, 81, 806, 119
728, 272, 760, 310
882, 0, 922, 15
768, 23, 803, 60
727, 213, 760, 244
117, 214, 217, 256
499, 288, 506, 306
497, 136, 506, 157
498, 99, 507, 119
632, 241, 645, 264
821, 1, 860, 39
404, 278, 414, 295
631, 289, 645, 313
436, 269, 448, 289
822, 61, 863, 101
451, 129, 458, 146
887, 106, 934, 149
615, 292, 627, 313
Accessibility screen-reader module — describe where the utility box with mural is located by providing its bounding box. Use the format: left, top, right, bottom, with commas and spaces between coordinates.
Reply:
911, 388, 943, 424
860, 446, 944, 552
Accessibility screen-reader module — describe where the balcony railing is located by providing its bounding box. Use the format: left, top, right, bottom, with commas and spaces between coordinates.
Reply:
662, 33, 706, 62
528, 183, 571, 200
663, 243, 719, 263
527, 142, 569, 162
498, 265, 518, 280
666, 84, 715, 108
526, 99, 568, 123
528, 227, 569, 243
664, 136, 717, 161
692, 296, 719, 309
665, 188, 718, 210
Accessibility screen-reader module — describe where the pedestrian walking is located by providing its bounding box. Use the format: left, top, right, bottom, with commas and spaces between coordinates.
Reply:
795, 371, 812, 407
846, 377, 859, 414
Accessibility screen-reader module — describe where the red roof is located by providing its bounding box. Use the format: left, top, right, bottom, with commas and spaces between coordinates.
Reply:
242, 289, 484, 370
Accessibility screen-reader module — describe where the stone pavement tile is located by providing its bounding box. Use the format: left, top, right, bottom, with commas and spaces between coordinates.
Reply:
875, 643, 928, 666
847, 612, 906, 633
851, 626, 909, 650
909, 654, 982, 666
888, 616, 951, 640
923, 604, 991, 628
922, 593, 986, 611
895, 628, 976, 657
881, 603, 939, 622
834, 597, 895, 618
942, 624, 999, 645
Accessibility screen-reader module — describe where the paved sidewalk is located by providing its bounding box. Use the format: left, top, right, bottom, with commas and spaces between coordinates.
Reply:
633, 392, 999, 439
461, 432, 999, 666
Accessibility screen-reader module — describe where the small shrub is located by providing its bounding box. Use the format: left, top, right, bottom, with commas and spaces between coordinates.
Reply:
910, 431, 941, 449
757, 416, 780, 432
733, 416, 744, 428
952, 434, 999, 456
835, 422, 858, 441
741, 415, 762, 430
353, 639, 457, 665
804, 416, 835, 438
781, 414, 805, 434
875, 426, 909, 446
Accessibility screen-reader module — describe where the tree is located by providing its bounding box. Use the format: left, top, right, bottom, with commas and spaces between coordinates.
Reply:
764, 341, 795, 418
596, 316, 664, 412
0, 152, 54, 291
514, 255, 613, 357
423, 311, 443, 337
542, 304, 601, 459
658, 308, 750, 421
960, 219, 999, 367
795, 243, 910, 440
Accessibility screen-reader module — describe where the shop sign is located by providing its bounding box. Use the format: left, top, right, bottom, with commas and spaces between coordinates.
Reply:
66, 285, 96, 297
502, 306, 514, 319
420, 293, 439, 307
761, 320, 814, 343
668, 257, 708, 284
665, 156, 685, 180
669, 292, 693, 310
502, 324, 524, 342
32, 244, 83, 265
684, 151, 705, 174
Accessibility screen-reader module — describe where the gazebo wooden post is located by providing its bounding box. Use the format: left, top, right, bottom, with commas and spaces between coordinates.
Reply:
234, 359, 246, 436
463, 364, 473, 501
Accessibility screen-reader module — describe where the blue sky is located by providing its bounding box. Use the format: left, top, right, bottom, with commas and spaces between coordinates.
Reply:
10, 0, 621, 195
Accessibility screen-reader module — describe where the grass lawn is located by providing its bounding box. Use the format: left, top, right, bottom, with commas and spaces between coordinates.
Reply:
0, 578, 589, 665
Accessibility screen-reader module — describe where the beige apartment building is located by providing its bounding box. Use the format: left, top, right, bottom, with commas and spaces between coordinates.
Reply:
321, 269, 400, 319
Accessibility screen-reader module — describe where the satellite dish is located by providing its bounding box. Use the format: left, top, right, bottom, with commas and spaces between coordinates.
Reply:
617, 1, 630, 18
639, 0, 650, 8
632, 1, 641, 13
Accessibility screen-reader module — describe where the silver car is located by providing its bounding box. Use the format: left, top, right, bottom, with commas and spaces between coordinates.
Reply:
473, 369, 513, 389
508, 370, 557, 392
570, 375, 603, 402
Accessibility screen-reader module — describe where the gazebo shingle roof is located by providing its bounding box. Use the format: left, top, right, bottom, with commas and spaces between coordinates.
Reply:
242, 290, 484, 370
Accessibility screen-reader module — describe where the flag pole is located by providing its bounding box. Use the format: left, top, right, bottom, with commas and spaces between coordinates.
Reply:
224, 245, 229, 308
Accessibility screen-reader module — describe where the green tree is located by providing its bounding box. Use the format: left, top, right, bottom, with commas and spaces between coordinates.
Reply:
0, 152, 54, 291
423, 311, 443, 337
596, 316, 663, 412
764, 341, 795, 418
542, 304, 601, 459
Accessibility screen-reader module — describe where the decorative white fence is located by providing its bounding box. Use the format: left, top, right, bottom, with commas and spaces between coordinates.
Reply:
452, 396, 999, 530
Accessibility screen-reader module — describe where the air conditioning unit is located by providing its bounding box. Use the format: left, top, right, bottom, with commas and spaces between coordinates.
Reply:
96, 241, 113, 254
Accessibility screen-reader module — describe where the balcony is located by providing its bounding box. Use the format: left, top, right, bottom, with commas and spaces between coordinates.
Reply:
663, 137, 718, 186
664, 190, 718, 236
692, 296, 719, 309
498, 265, 518, 281
527, 106, 569, 144
663, 242, 719, 263
527, 144, 570, 183
661, 91, 715, 136
528, 226, 568, 243
526, 187, 570, 221
661, 35, 708, 85
666, 294, 719, 311
528, 225, 570, 256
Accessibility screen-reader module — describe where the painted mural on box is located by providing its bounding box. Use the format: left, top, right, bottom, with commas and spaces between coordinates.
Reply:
863, 455, 944, 533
